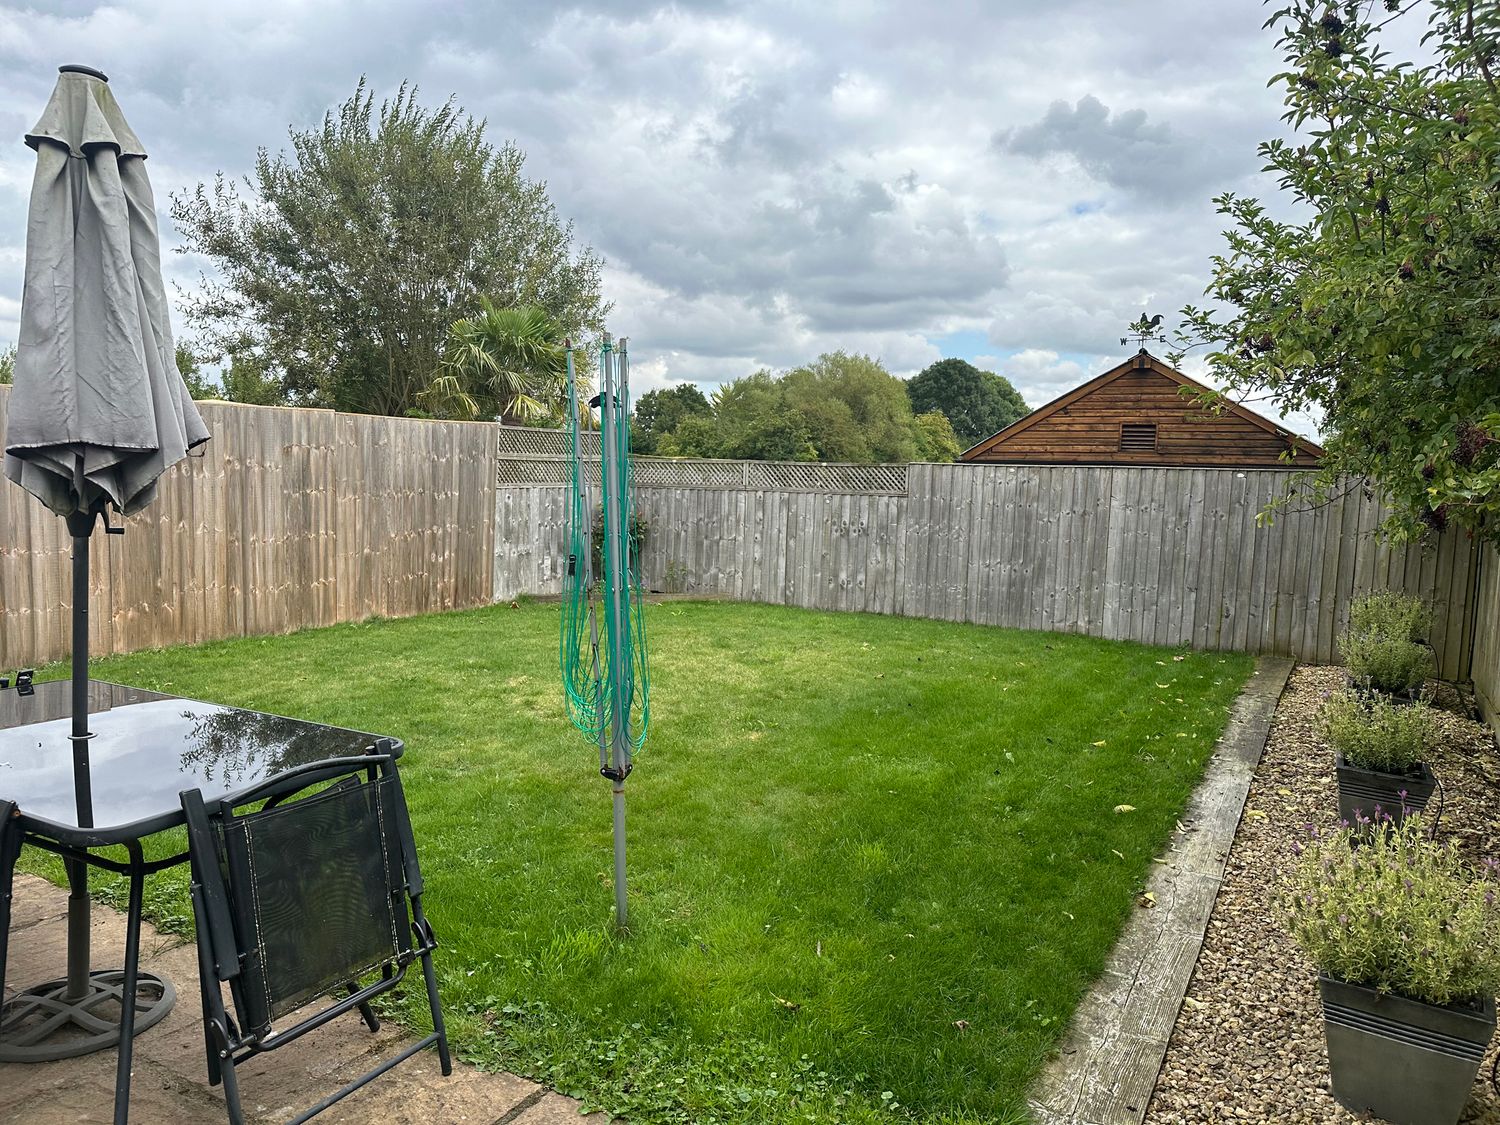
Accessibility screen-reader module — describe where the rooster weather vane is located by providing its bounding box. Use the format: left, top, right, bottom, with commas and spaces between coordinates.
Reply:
1122, 313, 1166, 351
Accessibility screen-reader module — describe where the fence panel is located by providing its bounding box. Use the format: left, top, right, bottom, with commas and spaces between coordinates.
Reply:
0, 388, 499, 667
495, 461, 1482, 678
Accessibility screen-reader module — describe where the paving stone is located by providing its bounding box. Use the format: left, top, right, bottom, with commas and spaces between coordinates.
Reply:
1, 874, 602, 1123
511, 1090, 611, 1124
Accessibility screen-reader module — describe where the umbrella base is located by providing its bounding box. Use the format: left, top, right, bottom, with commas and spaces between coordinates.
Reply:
0, 969, 175, 1061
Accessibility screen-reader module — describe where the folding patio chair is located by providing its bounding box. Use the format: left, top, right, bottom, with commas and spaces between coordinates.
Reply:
180, 746, 450, 1125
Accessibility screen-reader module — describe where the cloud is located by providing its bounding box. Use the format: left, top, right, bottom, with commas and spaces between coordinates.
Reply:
0, 0, 1314, 426
999, 95, 1216, 198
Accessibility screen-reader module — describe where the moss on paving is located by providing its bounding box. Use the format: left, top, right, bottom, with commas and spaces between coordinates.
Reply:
26, 600, 1253, 1123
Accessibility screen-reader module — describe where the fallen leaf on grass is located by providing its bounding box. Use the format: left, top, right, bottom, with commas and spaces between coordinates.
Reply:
953, 1019, 970, 1031
1091, 740, 1107, 747
774, 995, 801, 1011
1114, 804, 1137, 814
1112, 848, 1125, 860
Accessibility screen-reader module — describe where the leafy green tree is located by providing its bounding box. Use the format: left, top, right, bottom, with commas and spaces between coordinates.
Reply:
656, 414, 723, 458
907, 358, 1029, 448
174, 342, 222, 399
0, 344, 14, 385
713, 371, 816, 461
422, 301, 568, 423
220, 353, 289, 406
782, 352, 919, 463
171, 78, 606, 417
913, 410, 961, 462
633, 384, 712, 454
1175, 1, 1500, 543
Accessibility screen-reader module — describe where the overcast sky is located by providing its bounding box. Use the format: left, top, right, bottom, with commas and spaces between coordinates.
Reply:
0, 1, 1324, 436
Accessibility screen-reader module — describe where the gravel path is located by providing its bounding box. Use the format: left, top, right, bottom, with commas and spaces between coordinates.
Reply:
1146, 665, 1500, 1124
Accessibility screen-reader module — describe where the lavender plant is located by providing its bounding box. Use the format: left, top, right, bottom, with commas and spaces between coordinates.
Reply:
1348, 592, 1432, 645
1282, 817, 1500, 1008
1321, 690, 1436, 774
1339, 629, 1432, 696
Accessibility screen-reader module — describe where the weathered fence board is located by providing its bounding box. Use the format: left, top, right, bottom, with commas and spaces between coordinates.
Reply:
0, 388, 497, 667
498, 463, 1482, 678
1474, 547, 1499, 728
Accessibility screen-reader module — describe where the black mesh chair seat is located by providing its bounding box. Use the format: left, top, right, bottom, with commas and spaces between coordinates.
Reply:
181, 747, 450, 1125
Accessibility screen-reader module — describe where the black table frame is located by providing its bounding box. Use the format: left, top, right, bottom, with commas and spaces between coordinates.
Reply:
0, 688, 402, 1125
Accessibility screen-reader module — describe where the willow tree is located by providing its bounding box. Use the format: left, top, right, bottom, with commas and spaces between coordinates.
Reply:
1177, 1, 1500, 543
171, 79, 607, 417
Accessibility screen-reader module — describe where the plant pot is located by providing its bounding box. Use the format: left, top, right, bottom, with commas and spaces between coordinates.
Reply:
1334, 753, 1435, 827
1344, 672, 1424, 705
1319, 974, 1495, 1125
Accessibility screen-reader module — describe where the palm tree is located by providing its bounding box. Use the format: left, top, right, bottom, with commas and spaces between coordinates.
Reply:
421, 300, 574, 423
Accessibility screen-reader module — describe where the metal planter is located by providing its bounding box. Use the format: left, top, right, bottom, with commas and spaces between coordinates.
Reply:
1320, 974, 1495, 1125
1334, 753, 1435, 828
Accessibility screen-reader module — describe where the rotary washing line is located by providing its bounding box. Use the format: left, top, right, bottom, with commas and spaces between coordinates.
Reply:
559, 334, 650, 929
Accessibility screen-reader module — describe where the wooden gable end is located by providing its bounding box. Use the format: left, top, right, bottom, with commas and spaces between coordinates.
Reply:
962, 354, 1322, 469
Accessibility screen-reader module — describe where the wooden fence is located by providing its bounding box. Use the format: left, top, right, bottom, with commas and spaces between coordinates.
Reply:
495, 464, 1483, 679
1474, 547, 1500, 727
0, 385, 1487, 691
0, 387, 498, 667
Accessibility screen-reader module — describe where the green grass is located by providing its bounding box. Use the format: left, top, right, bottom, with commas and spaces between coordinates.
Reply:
27, 601, 1253, 1124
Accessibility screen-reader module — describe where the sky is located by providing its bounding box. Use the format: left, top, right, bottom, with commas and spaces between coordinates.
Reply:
0, 0, 1327, 438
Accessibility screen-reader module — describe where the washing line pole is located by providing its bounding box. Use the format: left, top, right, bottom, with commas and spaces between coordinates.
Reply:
598, 334, 631, 929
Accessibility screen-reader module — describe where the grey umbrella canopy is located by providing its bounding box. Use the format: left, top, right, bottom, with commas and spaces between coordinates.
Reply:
0, 67, 205, 1062
5, 64, 208, 518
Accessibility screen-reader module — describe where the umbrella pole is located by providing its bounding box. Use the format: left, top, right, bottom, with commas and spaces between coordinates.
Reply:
64, 510, 96, 1001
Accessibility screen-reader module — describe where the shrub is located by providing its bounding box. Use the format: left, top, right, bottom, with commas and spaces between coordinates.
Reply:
1339, 629, 1432, 695
1320, 689, 1436, 774
590, 505, 648, 579
1282, 817, 1500, 1007
1348, 592, 1432, 644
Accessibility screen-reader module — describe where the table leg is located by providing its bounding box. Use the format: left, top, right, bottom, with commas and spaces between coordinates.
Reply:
65, 857, 90, 1000
112, 841, 146, 1125
0, 801, 19, 997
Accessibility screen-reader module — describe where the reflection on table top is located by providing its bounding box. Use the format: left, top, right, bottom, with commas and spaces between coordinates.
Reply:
0, 680, 396, 838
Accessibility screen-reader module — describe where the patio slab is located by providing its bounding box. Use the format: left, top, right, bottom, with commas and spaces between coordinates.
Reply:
1, 874, 607, 1125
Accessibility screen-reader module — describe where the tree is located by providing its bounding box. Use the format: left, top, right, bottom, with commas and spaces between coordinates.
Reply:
220, 354, 288, 406
421, 301, 568, 423
0, 344, 14, 385
713, 371, 817, 461
1175, 1, 1500, 544
174, 342, 222, 399
782, 351, 919, 463
171, 79, 607, 417
633, 384, 712, 454
913, 410, 961, 462
907, 358, 1029, 448
655, 414, 722, 458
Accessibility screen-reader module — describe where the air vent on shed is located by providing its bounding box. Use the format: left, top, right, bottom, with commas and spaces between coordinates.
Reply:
1119, 423, 1158, 452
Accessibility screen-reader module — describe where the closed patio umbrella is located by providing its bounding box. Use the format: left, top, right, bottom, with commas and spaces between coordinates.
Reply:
2, 63, 208, 1055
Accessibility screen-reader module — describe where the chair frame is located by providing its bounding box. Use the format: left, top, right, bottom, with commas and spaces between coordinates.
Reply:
181, 747, 450, 1125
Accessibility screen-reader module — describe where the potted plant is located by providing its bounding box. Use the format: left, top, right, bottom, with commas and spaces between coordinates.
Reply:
1283, 817, 1500, 1125
1321, 689, 1438, 826
1348, 591, 1433, 646
1339, 628, 1433, 701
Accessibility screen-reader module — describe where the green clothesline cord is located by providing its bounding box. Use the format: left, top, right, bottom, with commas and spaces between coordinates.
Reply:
559, 338, 650, 761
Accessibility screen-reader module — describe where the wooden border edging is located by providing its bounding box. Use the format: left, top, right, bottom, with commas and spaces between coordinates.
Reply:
1027, 655, 1296, 1125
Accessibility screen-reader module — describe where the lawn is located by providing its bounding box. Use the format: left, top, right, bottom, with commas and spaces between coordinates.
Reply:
29, 600, 1253, 1124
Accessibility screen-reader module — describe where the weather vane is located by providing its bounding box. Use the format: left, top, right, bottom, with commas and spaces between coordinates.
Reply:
1121, 312, 1165, 351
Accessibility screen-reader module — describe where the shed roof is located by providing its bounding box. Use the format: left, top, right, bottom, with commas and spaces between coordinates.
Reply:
960, 350, 1325, 462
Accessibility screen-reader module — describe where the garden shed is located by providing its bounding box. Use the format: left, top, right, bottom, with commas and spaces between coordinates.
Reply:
961, 350, 1324, 468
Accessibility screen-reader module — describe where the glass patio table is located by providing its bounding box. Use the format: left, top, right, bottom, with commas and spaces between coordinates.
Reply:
0, 678, 402, 1124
